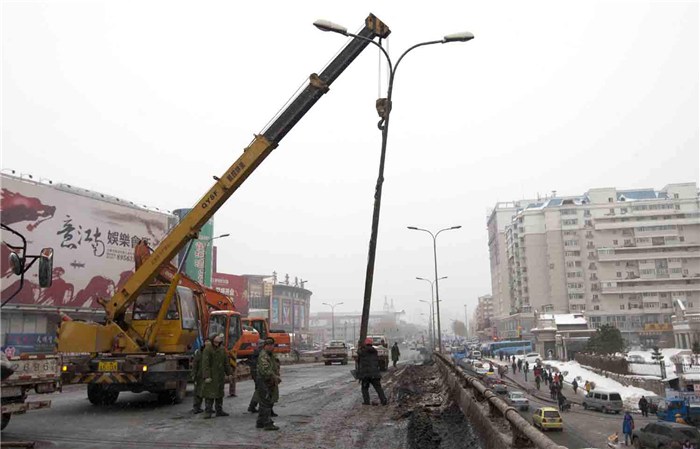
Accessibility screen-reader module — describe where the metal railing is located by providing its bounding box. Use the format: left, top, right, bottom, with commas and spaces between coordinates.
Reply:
435, 352, 568, 449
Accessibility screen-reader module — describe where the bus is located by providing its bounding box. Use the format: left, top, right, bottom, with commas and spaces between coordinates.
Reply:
487, 340, 533, 356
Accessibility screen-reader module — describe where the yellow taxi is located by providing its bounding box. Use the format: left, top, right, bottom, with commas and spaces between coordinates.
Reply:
532, 407, 563, 431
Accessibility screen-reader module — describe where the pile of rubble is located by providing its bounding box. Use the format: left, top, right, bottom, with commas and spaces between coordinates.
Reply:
389, 363, 483, 449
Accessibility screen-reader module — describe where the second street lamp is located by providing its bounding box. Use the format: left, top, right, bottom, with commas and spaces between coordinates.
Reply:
417, 276, 446, 351
201, 233, 230, 287
315, 19, 474, 347
322, 301, 344, 340
408, 226, 461, 352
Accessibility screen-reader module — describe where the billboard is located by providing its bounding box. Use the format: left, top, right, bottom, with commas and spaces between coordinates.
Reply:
211, 272, 248, 315
1, 174, 173, 309
173, 209, 214, 287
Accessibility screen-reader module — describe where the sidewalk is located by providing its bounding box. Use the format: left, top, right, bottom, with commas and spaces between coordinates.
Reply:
486, 357, 584, 406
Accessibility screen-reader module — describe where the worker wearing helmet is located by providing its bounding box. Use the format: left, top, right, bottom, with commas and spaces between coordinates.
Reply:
676, 413, 688, 425
357, 337, 388, 406
256, 337, 281, 431
201, 333, 232, 419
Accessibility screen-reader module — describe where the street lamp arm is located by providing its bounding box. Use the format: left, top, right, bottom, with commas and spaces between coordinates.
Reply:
393, 40, 443, 80
340, 31, 394, 74
435, 225, 462, 238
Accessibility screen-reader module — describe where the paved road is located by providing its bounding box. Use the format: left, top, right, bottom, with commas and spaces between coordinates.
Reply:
3, 362, 407, 449
488, 358, 657, 449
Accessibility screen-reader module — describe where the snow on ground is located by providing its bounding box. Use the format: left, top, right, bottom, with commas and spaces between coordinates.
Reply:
626, 348, 690, 376
544, 360, 657, 411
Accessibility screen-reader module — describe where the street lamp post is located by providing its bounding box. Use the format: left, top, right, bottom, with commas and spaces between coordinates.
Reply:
417, 276, 446, 350
464, 304, 469, 339
315, 20, 474, 347
201, 233, 230, 287
408, 226, 462, 352
322, 301, 344, 340
419, 299, 433, 350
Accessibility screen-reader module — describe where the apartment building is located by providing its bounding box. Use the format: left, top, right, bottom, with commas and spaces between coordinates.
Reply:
474, 294, 495, 339
487, 183, 700, 345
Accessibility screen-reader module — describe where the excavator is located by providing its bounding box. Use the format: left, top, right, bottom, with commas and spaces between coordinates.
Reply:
57, 13, 391, 406
243, 317, 291, 354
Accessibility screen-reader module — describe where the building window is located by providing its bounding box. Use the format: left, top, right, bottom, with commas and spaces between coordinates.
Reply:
613, 240, 618, 245
620, 305, 625, 310
594, 305, 600, 310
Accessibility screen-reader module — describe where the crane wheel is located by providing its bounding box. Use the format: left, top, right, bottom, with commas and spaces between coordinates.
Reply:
158, 380, 187, 404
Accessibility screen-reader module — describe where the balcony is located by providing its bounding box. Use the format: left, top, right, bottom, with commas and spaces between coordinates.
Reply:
595, 217, 698, 230
601, 282, 700, 295
597, 248, 700, 262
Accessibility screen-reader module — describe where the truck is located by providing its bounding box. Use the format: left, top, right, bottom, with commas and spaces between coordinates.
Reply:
56, 13, 391, 406
656, 397, 700, 426
322, 341, 349, 365
352, 335, 390, 371
1, 223, 59, 430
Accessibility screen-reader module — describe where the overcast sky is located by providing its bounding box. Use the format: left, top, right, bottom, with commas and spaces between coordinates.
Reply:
2, 1, 698, 326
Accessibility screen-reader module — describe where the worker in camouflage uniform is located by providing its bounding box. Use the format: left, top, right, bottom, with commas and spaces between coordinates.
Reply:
228, 348, 238, 397
191, 337, 209, 414
201, 333, 232, 419
247, 341, 263, 413
256, 337, 281, 430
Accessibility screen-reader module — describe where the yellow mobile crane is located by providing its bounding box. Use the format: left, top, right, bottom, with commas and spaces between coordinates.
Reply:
58, 14, 391, 406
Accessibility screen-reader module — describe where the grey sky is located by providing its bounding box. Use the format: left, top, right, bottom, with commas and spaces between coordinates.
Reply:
2, 1, 698, 325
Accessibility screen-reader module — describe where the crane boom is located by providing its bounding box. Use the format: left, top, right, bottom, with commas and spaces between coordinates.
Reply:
104, 14, 391, 322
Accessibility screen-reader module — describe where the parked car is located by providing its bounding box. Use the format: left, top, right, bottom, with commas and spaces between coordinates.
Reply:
506, 391, 530, 411
581, 389, 623, 414
631, 421, 700, 449
518, 352, 542, 365
532, 407, 563, 431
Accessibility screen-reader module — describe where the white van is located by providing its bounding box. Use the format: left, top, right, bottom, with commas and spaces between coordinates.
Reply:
582, 390, 624, 414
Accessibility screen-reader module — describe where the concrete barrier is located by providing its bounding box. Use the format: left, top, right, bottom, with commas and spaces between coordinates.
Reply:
435, 353, 568, 449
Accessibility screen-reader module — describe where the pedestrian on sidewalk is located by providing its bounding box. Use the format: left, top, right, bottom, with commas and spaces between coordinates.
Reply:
511, 360, 517, 374
498, 365, 505, 379
517, 358, 522, 372
622, 411, 635, 446
535, 375, 541, 390
524, 361, 529, 381
638, 395, 649, 417
572, 378, 578, 395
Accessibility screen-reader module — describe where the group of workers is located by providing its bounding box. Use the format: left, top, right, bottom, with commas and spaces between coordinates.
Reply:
189, 335, 397, 431
191, 334, 282, 431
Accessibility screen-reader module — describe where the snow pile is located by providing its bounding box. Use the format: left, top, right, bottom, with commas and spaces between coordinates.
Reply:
626, 348, 690, 376
544, 360, 657, 411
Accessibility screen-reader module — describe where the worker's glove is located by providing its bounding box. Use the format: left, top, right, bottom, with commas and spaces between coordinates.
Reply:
204, 377, 212, 384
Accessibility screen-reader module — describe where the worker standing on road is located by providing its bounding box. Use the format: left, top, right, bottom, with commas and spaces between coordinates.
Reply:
358, 337, 388, 406
202, 333, 232, 419
675, 413, 688, 425
572, 378, 578, 395
247, 340, 264, 413
391, 342, 401, 368
191, 337, 209, 414
622, 411, 635, 446
228, 348, 238, 397
256, 338, 281, 431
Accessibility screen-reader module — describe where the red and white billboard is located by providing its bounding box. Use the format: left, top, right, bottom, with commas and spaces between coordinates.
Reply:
211, 272, 248, 316
1, 174, 174, 309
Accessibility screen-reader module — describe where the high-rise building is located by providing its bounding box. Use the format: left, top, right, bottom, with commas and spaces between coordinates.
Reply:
487, 183, 700, 345
473, 294, 495, 340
